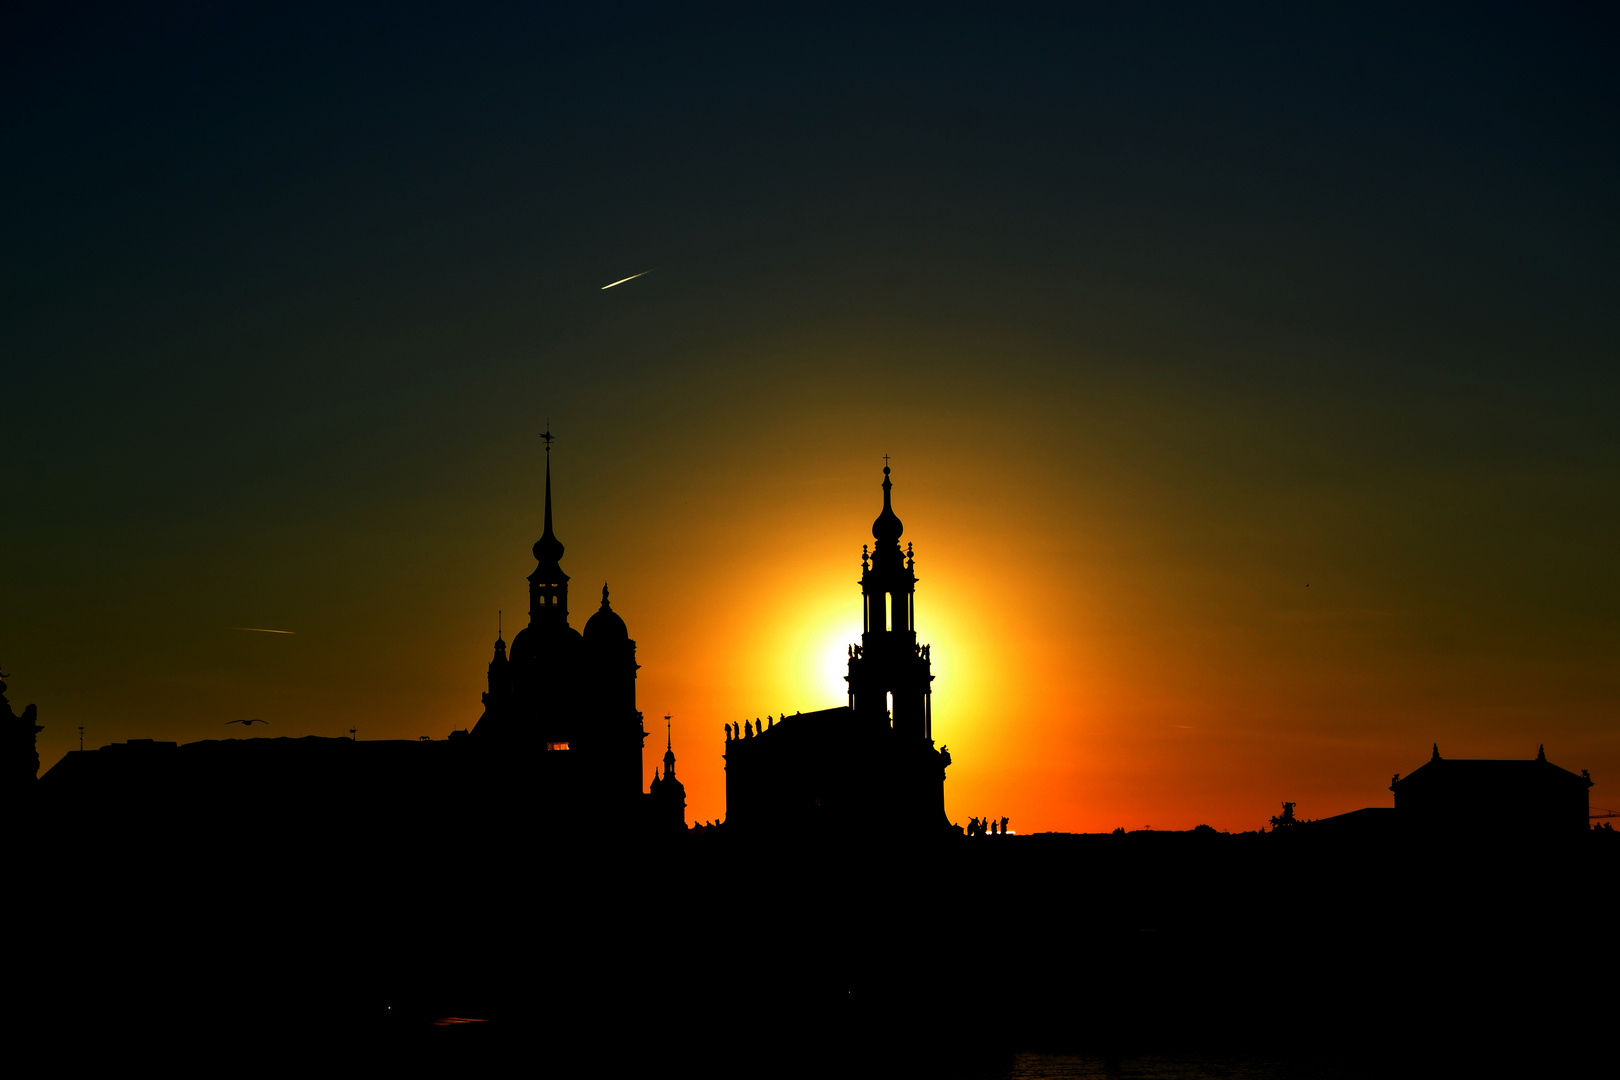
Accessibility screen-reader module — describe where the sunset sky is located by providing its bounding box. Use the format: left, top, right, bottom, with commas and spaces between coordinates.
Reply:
4, 5, 1616, 832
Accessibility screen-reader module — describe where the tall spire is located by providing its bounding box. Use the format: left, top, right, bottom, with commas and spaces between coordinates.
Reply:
528, 426, 570, 625
533, 427, 564, 565
662, 714, 676, 780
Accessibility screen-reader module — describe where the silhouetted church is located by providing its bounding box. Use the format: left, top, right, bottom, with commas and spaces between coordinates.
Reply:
724, 466, 953, 837
467, 435, 686, 833
34, 437, 689, 837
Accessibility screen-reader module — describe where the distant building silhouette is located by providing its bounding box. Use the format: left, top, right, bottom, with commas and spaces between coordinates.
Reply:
1390, 743, 1592, 837
648, 720, 687, 834
724, 466, 953, 837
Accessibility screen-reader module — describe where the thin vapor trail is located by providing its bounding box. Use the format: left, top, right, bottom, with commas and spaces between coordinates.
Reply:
232, 627, 296, 634
601, 270, 651, 289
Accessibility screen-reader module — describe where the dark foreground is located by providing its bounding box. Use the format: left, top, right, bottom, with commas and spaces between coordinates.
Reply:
22, 824, 1616, 1076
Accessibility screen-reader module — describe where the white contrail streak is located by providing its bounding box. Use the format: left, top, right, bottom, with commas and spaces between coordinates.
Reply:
232, 627, 296, 634
601, 270, 651, 289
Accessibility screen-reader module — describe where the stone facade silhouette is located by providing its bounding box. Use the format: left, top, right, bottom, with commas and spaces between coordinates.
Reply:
724, 466, 953, 836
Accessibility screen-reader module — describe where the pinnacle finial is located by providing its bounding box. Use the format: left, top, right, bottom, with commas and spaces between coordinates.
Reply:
872, 460, 903, 544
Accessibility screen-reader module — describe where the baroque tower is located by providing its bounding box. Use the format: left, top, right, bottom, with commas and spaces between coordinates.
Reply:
846, 464, 934, 741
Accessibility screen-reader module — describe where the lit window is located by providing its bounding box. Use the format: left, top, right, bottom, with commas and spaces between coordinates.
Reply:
546, 741, 571, 751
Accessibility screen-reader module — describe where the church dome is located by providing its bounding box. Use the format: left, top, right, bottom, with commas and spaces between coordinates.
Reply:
872, 465, 904, 544
584, 583, 628, 640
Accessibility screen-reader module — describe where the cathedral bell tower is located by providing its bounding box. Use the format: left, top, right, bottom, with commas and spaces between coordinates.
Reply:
847, 464, 934, 742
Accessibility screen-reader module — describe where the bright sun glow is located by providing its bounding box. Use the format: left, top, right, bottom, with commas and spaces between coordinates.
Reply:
753, 575, 985, 740
773, 595, 862, 712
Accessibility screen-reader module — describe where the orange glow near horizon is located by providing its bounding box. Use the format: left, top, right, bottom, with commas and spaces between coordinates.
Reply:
16, 333, 1619, 839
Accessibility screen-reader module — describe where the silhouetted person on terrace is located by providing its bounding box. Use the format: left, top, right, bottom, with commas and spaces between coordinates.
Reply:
1000, 816, 1010, 835
3, 666, 42, 789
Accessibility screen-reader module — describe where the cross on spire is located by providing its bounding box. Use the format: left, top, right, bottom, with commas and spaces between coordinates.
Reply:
883, 453, 890, 467
540, 423, 555, 451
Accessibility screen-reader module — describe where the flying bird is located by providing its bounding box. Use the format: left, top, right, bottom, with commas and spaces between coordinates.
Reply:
227, 718, 270, 727
601, 270, 651, 290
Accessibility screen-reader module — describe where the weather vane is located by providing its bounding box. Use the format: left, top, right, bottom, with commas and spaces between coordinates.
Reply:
541, 422, 554, 451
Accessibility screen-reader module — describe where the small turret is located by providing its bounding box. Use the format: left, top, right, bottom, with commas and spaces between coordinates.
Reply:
648, 715, 686, 833
485, 615, 510, 701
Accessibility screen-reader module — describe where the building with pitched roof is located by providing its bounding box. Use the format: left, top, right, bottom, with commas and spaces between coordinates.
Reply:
1389, 743, 1592, 836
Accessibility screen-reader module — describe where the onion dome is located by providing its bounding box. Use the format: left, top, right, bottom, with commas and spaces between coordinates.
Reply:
872, 465, 904, 544
585, 583, 628, 640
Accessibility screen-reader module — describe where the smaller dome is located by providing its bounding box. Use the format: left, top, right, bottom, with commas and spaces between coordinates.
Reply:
584, 583, 628, 640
